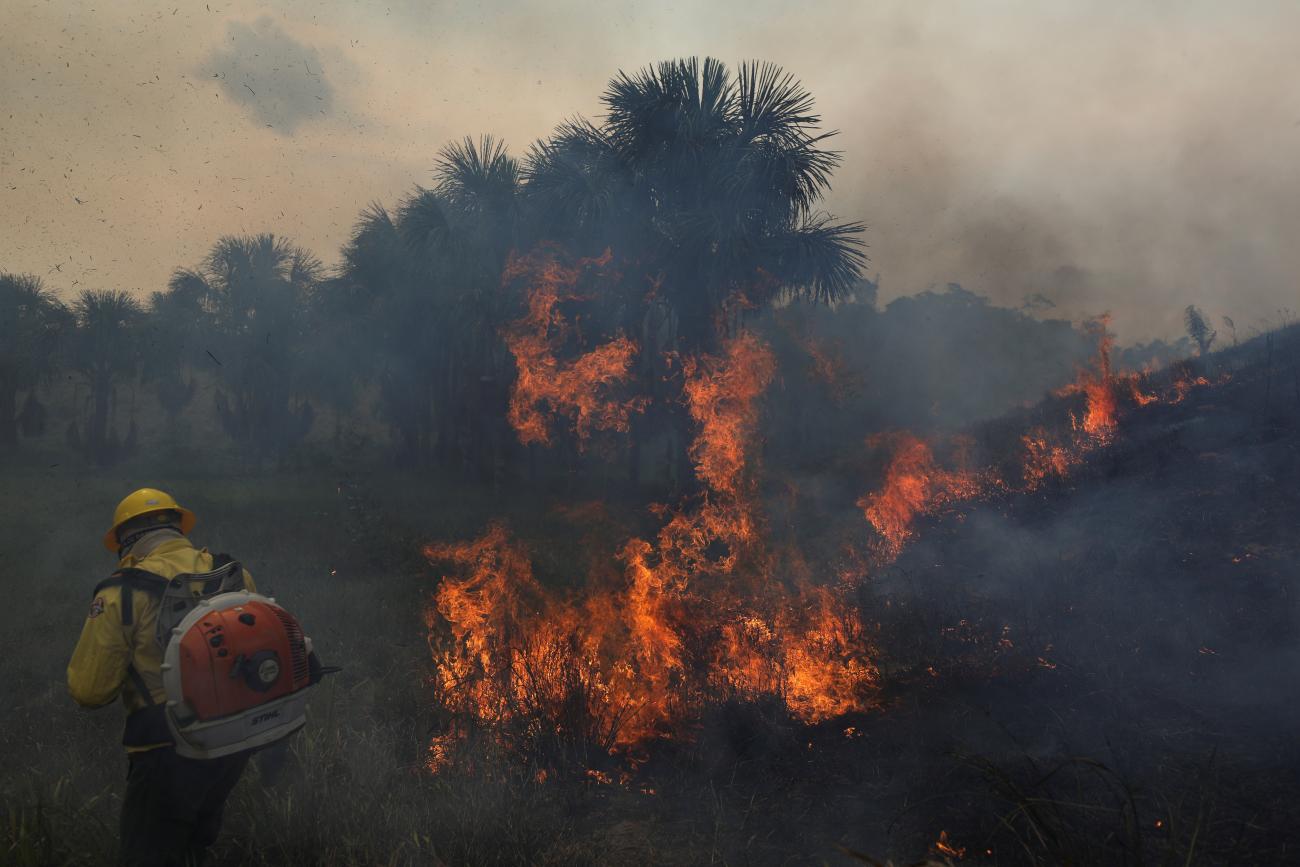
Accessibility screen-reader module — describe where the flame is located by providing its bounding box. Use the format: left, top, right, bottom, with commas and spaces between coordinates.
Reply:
428, 258, 1232, 776
424, 330, 879, 770
789, 329, 861, 405
1167, 366, 1215, 404
502, 247, 647, 447
779, 584, 880, 720
932, 830, 967, 859
856, 314, 1225, 550
682, 331, 777, 499
1054, 315, 1120, 440
857, 433, 988, 560
1125, 376, 1160, 407
1021, 427, 1081, 490
425, 733, 454, 774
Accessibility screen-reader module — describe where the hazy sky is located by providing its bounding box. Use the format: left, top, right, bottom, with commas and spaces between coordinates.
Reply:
4, 0, 1298, 341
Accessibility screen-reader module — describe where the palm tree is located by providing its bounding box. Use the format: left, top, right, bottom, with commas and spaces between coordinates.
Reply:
297, 272, 373, 452
0, 273, 67, 445
428, 137, 524, 478
70, 290, 142, 464
434, 135, 522, 272
521, 59, 866, 486
339, 137, 523, 473
174, 234, 322, 464
338, 202, 434, 465
339, 62, 864, 485
524, 57, 866, 352
140, 274, 209, 428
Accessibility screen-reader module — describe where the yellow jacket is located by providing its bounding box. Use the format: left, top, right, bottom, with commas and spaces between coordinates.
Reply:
67, 535, 256, 750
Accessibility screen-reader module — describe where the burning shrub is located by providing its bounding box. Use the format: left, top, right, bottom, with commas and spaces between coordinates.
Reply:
857, 433, 990, 560
424, 332, 881, 776
502, 248, 648, 449
422, 231, 1236, 791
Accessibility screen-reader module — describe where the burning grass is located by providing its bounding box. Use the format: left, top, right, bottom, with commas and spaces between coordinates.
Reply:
857, 315, 1233, 555
424, 327, 882, 771
408, 266, 1295, 865
425, 261, 1237, 788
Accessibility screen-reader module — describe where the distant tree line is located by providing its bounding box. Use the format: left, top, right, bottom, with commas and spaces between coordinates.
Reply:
2, 58, 866, 478
2, 57, 1212, 480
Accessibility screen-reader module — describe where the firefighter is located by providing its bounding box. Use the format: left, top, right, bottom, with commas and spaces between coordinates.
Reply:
67, 488, 254, 867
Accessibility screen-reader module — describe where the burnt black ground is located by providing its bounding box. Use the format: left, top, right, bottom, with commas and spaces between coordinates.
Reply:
715, 326, 1300, 863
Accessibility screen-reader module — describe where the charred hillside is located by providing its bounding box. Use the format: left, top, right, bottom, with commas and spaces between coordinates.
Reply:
395, 320, 1300, 865
797, 323, 1300, 863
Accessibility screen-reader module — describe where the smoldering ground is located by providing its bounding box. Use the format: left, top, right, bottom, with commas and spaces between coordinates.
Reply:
745, 327, 1300, 861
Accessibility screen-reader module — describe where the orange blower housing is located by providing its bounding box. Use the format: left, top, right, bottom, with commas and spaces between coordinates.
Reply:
161, 592, 315, 759
177, 599, 311, 720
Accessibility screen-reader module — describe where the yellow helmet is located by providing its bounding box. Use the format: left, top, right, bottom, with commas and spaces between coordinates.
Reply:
103, 487, 197, 552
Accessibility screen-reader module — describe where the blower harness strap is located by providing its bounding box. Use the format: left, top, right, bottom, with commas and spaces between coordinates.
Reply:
91, 561, 242, 746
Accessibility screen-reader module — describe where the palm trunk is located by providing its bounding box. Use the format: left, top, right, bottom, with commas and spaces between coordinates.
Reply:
627, 413, 643, 486
671, 403, 697, 495
436, 357, 460, 473
89, 372, 111, 464
0, 384, 16, 445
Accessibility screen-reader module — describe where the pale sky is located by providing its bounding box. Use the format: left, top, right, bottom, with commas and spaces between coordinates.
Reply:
4, 0, 1298, 341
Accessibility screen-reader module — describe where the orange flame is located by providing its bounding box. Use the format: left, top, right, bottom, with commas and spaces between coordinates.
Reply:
1167, 366, 1215, 404
856, 314, 1222, 548
1055, 315, 1120, 440
424, 331, 880, 770
932, 830, 967, 859
682, 331, 777, 499
1021, 427, 1081, 490
503, 248, 647, 447
857, 432, 987, 560
790, 328, 861, 405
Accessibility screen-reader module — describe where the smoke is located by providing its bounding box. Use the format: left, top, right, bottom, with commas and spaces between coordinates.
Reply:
197, 17, 334, 134
5, 1, 1300, 341
816, 1, 1300, 341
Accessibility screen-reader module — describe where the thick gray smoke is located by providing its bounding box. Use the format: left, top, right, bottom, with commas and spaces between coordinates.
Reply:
817, 1, 1300, 342
198, 17, 334, 134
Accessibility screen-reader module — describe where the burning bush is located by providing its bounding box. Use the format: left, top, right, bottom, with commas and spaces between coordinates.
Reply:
502, 248, 647, 449
421, 251, 1238, 787
425, 327, 882, 776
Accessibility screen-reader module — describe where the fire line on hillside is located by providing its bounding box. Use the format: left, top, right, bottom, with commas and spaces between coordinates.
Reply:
421, 249, 1227, 778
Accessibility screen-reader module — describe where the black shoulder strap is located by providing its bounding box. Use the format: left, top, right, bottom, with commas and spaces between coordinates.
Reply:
90, 572, 165, 709
92, 567, 169, 598
92, 568, 170, 627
